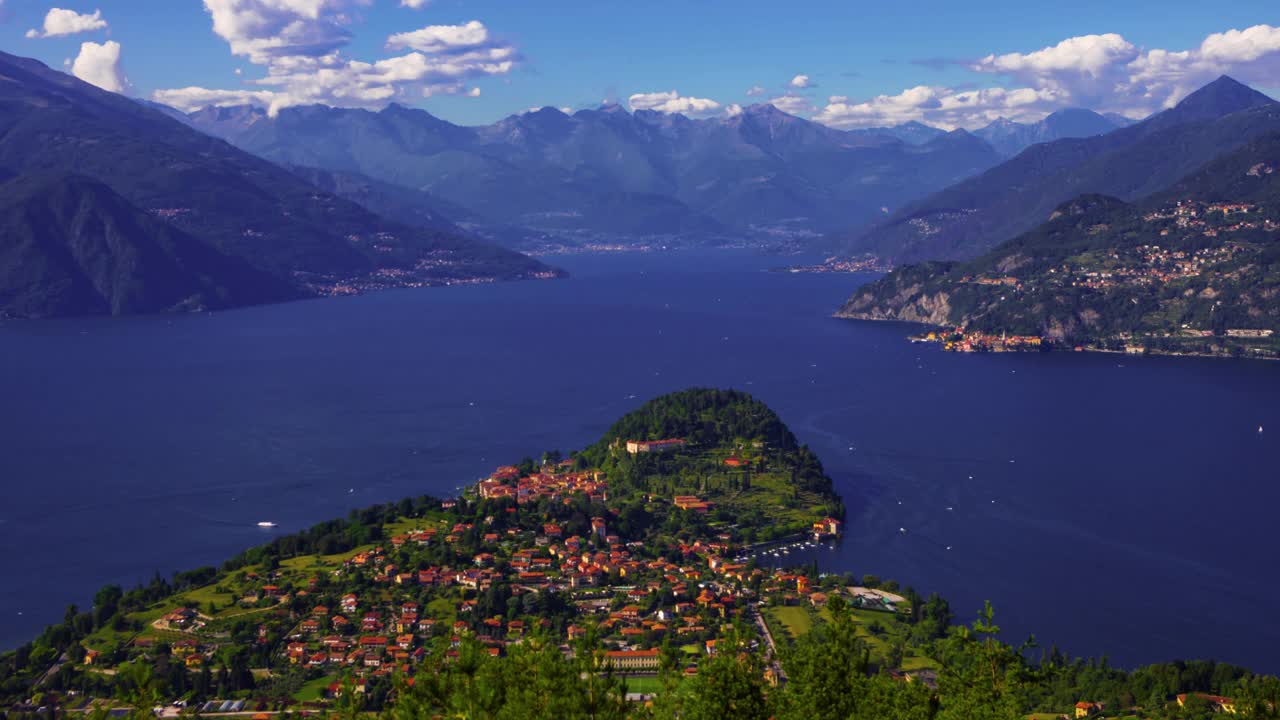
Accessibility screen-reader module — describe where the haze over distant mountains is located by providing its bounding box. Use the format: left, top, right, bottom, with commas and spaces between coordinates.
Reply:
169, 97, 1150, 252
973, 109, 1129, 157
179, 102, 1005, 248
841, 76, 1280, 264
0, 51, 554, 319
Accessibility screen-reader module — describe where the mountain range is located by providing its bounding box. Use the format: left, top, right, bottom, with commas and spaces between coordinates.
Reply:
0, 51, 554, 319
6, 45, 1278, 323
179, 102, 1008, 248
840, 76, 1280, 264
173, 98, 1160, 253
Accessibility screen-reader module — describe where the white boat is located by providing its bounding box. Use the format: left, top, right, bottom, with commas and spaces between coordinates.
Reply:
257, 521, 277, 528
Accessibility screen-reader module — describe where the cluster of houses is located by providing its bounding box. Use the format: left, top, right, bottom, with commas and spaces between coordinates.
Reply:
71, 451, 849, 713
476, 464, 608, 505
266, 549, 878, 683
915, 329, 1044, 354
782, 256, 892, 274
1069, 244, 1243, 288
1146, 199, 1280, 237
285, 598, 433, 673
242, 461, 852, 682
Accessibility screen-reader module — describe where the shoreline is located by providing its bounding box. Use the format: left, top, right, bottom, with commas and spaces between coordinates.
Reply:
834, 312, 1280, 362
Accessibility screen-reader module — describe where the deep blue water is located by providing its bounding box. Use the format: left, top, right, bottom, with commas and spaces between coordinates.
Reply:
2, 250, 1279, 672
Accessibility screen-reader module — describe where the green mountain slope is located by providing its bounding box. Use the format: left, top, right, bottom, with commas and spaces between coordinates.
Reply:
0, 50, 555, 314
0, 174, 299, 318
838, 133, 1280, 359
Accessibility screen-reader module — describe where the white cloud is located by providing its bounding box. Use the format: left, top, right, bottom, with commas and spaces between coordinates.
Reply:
153, 86, 278, 111
1122, 25, 1280, 110
789, 74, 814, 89
815, 85, 1060, 129
157, 1, 518, 115
766, 94, 816, 115
814, 24, 1280, 130
975, 34, 1139, 79
26, 8, 108, 39
386, 20, 495, 54
200, 0, 368, 65
725, 103, 743, 116
400, 0, 430, 7
628, 90, 722, 116
745, 85, 766, 97
71, 40, 127, 93
969, 26, 1280, 116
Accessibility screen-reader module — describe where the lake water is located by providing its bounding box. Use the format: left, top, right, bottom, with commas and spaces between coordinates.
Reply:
2, 250, 1278, 671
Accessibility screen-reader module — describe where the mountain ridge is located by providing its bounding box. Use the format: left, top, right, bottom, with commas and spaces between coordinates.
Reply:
974, 108, 1122, 157
181, 98, 1006, 248
839, 75, 1280, 264
0, 50, 556, 318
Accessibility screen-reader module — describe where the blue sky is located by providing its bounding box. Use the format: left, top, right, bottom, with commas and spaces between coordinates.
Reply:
1, 0, 1278, 128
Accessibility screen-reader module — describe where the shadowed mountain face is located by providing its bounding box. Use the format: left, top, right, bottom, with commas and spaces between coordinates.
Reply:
183, 101, 1005, 247
0, 174, 299, 318
841, 76, 1280, 264
0, 51, 554, 317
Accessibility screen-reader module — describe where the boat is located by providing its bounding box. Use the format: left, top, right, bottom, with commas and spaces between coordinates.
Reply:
257, 521, 277, 528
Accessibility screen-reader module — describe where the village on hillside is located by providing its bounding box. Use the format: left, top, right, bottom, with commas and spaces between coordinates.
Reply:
5, 388, 1271, 719
23, 432, 889, 716
905, 197, 1280, 359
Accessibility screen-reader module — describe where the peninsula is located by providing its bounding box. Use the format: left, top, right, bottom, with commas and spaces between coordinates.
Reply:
2, 390, 1277, 719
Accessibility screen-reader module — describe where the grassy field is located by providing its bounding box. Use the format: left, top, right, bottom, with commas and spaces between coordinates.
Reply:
764, 603, 939, 672
623, 676, 664, 695
294, 674, 337, 702
426, 596, 459, 626
721, 471, 834, 531
82, 625, 134, 654
765, 606, 814, 642
177, 583, 236, 611
280, 550, 355, 574
383, 517, 447, 538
